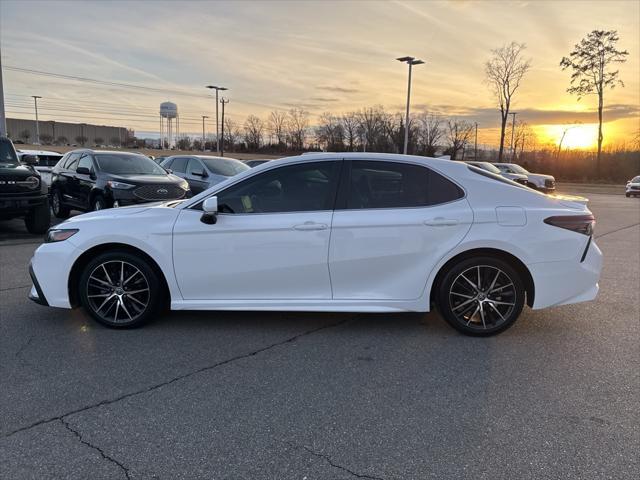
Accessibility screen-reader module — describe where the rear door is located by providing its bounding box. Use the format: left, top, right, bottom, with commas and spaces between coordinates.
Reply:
328, 159, 473, 300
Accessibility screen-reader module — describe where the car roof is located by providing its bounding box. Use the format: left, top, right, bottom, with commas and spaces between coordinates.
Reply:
17, 149, 63, 156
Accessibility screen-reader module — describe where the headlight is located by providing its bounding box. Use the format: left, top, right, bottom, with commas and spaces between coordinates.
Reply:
107, 181, 135, 190
180, 180, 189, 190
45, 228, 79, 243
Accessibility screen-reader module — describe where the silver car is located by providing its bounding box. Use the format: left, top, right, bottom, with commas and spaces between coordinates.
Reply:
160, 155, 249, 195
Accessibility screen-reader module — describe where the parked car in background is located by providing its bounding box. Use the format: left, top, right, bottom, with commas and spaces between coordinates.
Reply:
30, 153, 601, 337
625, 176, 640, 197
160, 155, 249, 194
464, 161, 528, 185
16, 149, 64, 187
50, 150, 190, 217
0, 137, 50, 233
153, 156, 168, 164
245, 159, 271, 168
494, 163, 556, 192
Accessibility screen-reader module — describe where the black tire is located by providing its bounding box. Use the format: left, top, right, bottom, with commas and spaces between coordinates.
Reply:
626, 193, 630, 197
436, 256, 525, 336
24, 202, 51, 234
78, 250, 163, 328
51, 189, 70, 218
92, 194, 108, 211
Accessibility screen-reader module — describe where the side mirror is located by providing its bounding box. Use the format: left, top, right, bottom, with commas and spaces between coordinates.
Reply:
76, 166, 91, 175
201, 196, 218, 225
192, 169, 208, 178
21, 154, 39, 165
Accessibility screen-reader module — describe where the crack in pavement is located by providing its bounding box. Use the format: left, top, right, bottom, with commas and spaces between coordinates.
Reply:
289, 442, 385, 480
3, 318, 351, 438
595, 222, 640, 239
0, 284, 31, 292
60, 418, 131, 480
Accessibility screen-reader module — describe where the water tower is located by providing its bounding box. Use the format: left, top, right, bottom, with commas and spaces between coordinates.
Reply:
159, 101, 179, 149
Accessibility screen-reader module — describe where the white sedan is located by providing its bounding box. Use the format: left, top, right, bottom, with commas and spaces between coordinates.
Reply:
29, 153, 602, 336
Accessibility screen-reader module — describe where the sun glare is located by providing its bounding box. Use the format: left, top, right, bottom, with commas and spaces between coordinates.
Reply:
540, 124, 600, 150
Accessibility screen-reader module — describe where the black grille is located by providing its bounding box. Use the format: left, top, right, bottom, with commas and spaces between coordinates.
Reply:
133, 184, 185, 201
545, 179, 555, 188
0, 175, 40, 195
631, 185, 640, 191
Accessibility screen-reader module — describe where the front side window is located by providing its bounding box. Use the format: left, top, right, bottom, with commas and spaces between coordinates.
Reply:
77, 154, 93, 172
170, 157, 188, 173
187, 158, 205, 176
347, 161, 463, 209
217, 161, 339, 214
64, 153, 81, 171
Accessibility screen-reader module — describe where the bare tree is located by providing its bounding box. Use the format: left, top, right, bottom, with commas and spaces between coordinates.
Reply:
287, 108, 309, 151
357, 106, 385, 152
224, 117, 241, 152
268, 110, 287, 149
446, 119, 473, 160
341, 112, 359, 152
315, 113, 344, 151
512, 121, 534, 161
244, 115, 265, 151
94, 137, 104, 146
57, 135, 69, 146
560, 30, 629, 173
485, 42, 531, 162
416, 112, 443, 157
39, 133, 53, 145
176, 136, 192, 150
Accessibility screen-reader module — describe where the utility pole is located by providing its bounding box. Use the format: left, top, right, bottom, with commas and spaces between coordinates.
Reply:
509, 112, 518, 161
206, 85, 228, 155
32, 96, 42, 144
396, 56, 425, 155
0, 50, 6, 137
220, 98, 229, 157
474, 122, 478, 160
201, 115, 209, 151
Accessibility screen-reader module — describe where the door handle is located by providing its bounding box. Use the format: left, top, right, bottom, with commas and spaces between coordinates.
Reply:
293, 222, 328, 231
424, 218, 459, 227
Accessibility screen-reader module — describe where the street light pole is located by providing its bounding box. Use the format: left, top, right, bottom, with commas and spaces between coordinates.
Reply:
397, 56, 425, 155
0, 52, 6, 137
220, 98, 229, 157
32, 96, 42, 144
206, 85, 228, 155
201, 115, 209, 151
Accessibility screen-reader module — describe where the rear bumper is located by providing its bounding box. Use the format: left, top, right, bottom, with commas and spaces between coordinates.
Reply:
528, 238, 602, 309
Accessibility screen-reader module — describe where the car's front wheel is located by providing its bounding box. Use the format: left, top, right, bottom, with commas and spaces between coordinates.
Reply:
78, 251, 163, 328
437, 257, 525, 336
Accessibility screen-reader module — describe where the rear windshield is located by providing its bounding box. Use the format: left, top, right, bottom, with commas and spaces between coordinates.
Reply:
95, 153, 166, 175
200, 157, 250, 176
0, 138, 19, 167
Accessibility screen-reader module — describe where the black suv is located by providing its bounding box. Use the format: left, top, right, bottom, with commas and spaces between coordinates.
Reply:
50, 150, 191, 217
0, 136, 50, 234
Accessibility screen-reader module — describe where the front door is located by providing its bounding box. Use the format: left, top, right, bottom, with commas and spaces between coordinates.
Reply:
185, 157, 209, 194
172, 160, 342, 300
329, 160, 473, 300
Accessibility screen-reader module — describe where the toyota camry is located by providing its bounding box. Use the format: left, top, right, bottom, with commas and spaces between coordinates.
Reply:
29, 153, 602, 336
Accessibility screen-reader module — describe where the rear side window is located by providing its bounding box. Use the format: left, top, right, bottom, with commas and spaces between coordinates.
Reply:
171, 157, 188, 173
346, 161, 463, 209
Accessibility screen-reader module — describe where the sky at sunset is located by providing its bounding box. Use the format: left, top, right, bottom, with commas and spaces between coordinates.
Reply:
1, 0, 638, 149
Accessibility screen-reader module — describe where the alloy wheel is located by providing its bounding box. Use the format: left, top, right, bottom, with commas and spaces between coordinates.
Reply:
448, 265, 517, 331
86, 260, 150, 324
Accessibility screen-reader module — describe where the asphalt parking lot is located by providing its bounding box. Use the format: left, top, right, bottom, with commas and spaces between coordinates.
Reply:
1, 189, 638, 479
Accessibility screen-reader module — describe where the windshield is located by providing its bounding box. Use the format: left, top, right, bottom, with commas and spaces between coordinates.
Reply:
632, 176, 640, 183
0, 139, 19, 167
506, 163, 529, 175
200, 157, 250, 176
95, 153, 167, 175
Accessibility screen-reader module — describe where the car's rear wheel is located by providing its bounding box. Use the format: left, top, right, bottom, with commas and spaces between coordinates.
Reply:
24, 203, 50, 234
79, 251, 163, 328
437, 257, 525, 336
626, 193, 631, 197
51, 189, 70, 218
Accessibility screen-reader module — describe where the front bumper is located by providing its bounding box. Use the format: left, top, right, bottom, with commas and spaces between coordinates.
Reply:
0, 193, 48, 215
527, 238, 602, 309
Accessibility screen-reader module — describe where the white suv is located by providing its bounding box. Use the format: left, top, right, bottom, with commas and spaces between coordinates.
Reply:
494, 163, 556, 193
625, 176, 640, 197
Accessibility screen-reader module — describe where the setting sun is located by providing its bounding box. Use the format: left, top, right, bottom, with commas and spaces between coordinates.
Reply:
538, 123, 601, 150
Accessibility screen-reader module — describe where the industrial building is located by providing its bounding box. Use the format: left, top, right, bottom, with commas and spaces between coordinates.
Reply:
6, 118, 132, 146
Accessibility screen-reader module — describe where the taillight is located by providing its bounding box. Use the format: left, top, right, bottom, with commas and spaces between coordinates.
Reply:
544, 214, 595, 235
